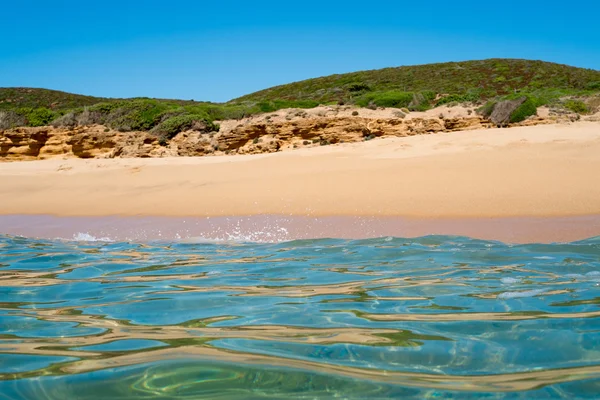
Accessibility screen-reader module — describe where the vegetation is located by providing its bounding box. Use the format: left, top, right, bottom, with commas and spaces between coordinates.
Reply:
355, 91, 414, 108
509, 97, 538, 123
1, 59, 599, 137
477, 101, 496, 118
232, 59, 600, 103
0, 88, 108, 111
563, 99, 590, 114
153, 114, 219, 139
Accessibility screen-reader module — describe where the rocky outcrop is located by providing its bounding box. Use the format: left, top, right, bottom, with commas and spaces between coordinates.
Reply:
0, 112, 567, 161
490, 97, 527, 126
223, 116, 489, 155
0, 126, 165, 161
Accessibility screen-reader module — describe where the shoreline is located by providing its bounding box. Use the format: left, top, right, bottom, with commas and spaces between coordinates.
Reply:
2, 214, 600, 244
1, 121, 600, 243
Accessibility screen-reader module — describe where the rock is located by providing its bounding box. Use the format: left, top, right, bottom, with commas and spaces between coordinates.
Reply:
443, 117, 489, 131
0, 111, 567, 161
489, 97, 527, 126
67, 132, 116, 159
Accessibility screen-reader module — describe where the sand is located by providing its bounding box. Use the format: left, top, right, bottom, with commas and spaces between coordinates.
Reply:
1, 121, 600, 242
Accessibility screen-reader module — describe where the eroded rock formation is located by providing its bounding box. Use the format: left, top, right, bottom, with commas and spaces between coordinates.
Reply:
0, 111, 573, 161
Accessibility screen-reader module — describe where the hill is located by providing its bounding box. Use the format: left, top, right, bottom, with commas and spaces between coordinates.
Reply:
0, 88, 209, 111
1, 59, 599, 135
0, 88, 110, 111
232, 59, 600, 105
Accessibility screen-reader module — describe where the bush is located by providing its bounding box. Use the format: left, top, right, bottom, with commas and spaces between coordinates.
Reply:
477, 101, 496, 118
51, 111, 78, 127
436, 89, 482, 106
356, 91, 414, 108
77, 108, 104, 125
586, 81, 600, 91
105, 100, 170, 131
155, 108, 188, 123
257, 100, 320, 113
18, 107, 58, 127
348, 83, 371, 92
152, 114, 219, 139
509, 98, 537, 123
408, 92, 433, 111
88, 102, 121, 114
564, 99, 589, 114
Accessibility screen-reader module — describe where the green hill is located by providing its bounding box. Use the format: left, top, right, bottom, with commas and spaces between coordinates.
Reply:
231, 59, 600, 105
1, 59, 599, 135
0, 87, 207, 111
0, 88, 110, 110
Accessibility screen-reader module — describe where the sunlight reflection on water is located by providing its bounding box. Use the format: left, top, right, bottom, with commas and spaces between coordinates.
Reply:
1, 235, 600, 399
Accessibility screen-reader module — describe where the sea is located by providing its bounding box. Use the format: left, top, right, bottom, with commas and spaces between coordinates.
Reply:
1, 226, 600, 399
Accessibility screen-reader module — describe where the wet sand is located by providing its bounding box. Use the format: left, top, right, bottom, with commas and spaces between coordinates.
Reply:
1, 122, 600, 243
1, 214, 600, 243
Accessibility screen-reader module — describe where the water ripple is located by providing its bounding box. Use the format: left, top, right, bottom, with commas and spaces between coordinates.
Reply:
1, 235, 600, 399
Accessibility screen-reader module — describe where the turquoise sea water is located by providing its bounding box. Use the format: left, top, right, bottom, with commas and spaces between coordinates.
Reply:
1, 234, 600, 399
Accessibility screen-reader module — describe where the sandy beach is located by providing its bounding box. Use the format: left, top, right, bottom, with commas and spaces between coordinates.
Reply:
1, 121, 600, 242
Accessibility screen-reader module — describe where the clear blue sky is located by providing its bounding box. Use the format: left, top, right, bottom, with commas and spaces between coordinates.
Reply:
2, 0, 599, 102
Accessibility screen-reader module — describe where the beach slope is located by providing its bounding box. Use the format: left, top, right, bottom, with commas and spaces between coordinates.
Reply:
1, 122, 599, 219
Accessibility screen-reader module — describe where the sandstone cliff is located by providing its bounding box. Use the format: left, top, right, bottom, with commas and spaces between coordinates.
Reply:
0, 106, 578, 161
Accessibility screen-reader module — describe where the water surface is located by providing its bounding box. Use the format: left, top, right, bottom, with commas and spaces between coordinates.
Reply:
1, 235, 600, 399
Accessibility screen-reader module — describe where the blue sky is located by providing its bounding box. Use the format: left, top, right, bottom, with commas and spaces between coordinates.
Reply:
2, 0, 599, 102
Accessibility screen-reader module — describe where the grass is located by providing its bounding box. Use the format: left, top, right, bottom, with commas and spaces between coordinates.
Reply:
1, 59, 599, 137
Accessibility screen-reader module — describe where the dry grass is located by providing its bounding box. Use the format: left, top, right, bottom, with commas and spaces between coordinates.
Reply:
0, 111, 26, 130
585, 96, 600, 113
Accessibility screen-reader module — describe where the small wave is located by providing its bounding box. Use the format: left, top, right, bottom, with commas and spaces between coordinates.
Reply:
72, 232, 113, 242
498, 289, 546, 299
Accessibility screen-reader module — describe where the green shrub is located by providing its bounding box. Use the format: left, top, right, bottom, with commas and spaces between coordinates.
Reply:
257, 100, 319, 113
436, 94, 463, 106
348, 83, 371, 92
153, 114, 219, 139
420, 90, 437, 102
356, 91, 414, 108
201, 105, 252, 120
408, 92, 434, 111
88, 102, 121, 114
435, 89, 483, 106
18, 107, 58, 127
105, 100, 170, 131
509, 98, 537, 123
586, 81, 600, 91
564, 99, 589, 114
477, 101, 496, 118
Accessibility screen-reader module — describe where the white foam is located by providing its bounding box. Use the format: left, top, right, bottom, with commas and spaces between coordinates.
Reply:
72, 232, 113, 242
498, 289, 546, 299
500, 277, 521, 284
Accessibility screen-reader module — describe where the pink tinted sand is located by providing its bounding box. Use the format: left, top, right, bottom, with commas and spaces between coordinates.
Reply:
1, 214, 600, 243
